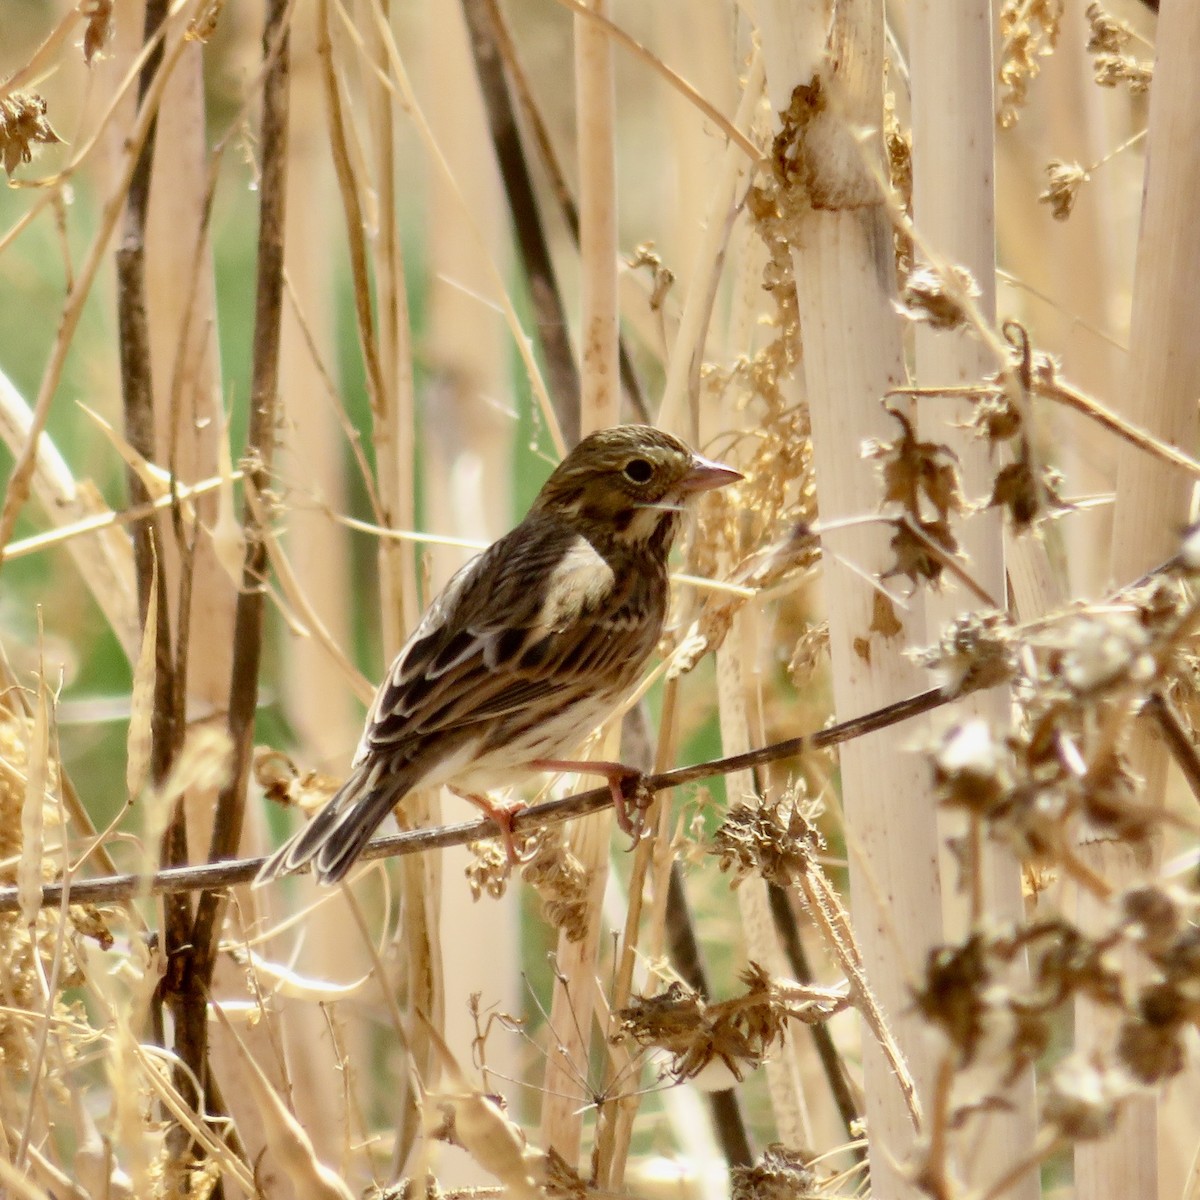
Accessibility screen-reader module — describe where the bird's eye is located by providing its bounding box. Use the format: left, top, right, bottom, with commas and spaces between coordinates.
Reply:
622, 458, 654, 484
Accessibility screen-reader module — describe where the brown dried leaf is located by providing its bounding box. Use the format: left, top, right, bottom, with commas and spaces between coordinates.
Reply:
81, 0, 113, 63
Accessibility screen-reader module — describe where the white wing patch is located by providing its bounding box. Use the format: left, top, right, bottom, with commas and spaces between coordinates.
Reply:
530, 536, 614, 636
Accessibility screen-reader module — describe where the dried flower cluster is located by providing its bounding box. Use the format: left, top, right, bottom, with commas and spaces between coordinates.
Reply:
617, 962, 843, 1084
998, 0, 1064, 128
710, 800, 824, 889
915, 879, 1200, 1126
1086, 3, 1153, 94
1039, 159, 1089, 220
929, 570, 1197, 866
0, 92, 61, 175
731, 1142, 818, 1200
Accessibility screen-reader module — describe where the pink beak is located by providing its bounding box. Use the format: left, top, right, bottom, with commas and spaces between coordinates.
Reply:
680, 452, 743, 494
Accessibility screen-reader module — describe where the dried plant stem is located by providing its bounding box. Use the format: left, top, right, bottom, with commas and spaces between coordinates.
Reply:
475, 0, 647, 422
670, 865, 756, 1164
593, 684, 679, 1187
768, 884, 861, 1144
168, 0, 290, 1165
554, 0, 759, 162
316, 0, 388, 510
796, 862, 922, 1131
336, 0, 563, 454
0, 367, 139, 655
111, 0, 197, 1165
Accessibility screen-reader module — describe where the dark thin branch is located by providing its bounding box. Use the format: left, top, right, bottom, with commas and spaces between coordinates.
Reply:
116, 0, 180, 800
464, 0, 649, 432
114, 0, 195, 1139
1144, 690, 1200, 807
767, 883, 862, 1148
462, 0, 580, 445
5, 687, 946, 912
164, 0, 291, 1163
666, 861, 755, 1166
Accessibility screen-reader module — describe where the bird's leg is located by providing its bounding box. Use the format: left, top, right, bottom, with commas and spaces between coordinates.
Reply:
531, 758, 652, 842
451, 789, 536, 866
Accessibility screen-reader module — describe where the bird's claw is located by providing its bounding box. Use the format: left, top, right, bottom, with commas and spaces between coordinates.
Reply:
612, 770, 654, 847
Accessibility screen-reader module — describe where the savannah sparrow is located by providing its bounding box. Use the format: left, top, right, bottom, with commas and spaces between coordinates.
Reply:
256, 425, 741, 885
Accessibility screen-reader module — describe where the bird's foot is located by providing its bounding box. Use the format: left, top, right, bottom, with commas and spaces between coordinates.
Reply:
453, 790, 537, 867
532, 759, 652, 847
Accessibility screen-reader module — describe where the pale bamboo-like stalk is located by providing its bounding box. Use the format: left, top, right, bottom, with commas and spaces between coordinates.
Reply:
1077, 6, 1200, 1199
539, 0, 620, 1167
574, 0, 619, 438
354, 0, 439, 1173
754, 2, 940, 1193
423, 3, 519, 1189
656, 48, 765, 441
269, 0, 366, 1177
909, 2, 1037, 1193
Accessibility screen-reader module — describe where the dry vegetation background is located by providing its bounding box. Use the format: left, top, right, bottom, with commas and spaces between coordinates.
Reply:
1, 0, 1199, 1197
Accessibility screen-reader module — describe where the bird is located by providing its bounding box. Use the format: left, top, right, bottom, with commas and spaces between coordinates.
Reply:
255, 424, 741, 885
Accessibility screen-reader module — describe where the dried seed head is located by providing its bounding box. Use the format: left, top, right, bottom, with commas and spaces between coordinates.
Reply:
711, 801, 823, 888
0, 92, 61, 175
917, 610, 1018, 695
731, 1144, 816, 1200
998, 0, 1064, 128
1040, 160, 1089, 220
1093, 53, 1153, 93
1117, 1005, 1185, 1084
1045, 1057, 1130, 1140
896, 264, 981, 331
932, 720, 1009, 817
1086, 3, 1132, 54
1057, 613, 1155, 696
519, 830, 589, 943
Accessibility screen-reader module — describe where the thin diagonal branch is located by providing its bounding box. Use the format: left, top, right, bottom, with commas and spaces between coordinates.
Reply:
3, 686, 946, 912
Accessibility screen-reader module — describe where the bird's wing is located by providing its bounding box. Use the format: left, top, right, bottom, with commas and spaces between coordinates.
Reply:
357, 516, 653, 761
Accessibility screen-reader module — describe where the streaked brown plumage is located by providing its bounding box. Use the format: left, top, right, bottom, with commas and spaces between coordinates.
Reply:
255, 425, 740, 885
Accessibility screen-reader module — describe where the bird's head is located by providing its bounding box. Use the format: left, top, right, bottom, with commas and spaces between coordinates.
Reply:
531, 425, 742, 555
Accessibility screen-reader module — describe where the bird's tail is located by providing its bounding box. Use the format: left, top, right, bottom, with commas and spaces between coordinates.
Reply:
254, 760, 418, 887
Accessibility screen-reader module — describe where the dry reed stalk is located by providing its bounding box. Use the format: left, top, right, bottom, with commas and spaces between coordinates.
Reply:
754, 2, 941, 1194
539, 0, 621, 1169
347, 0, 441, 1172
423, 3, 520, 1189
165, 3, 292, 1186
1075, 5, 1200, 1199
656, 48, 764, 440
995, 7, 1128, 603
265, 0, 369, 1179
574, 0, 618, 439
908, 2, 1037, 1192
